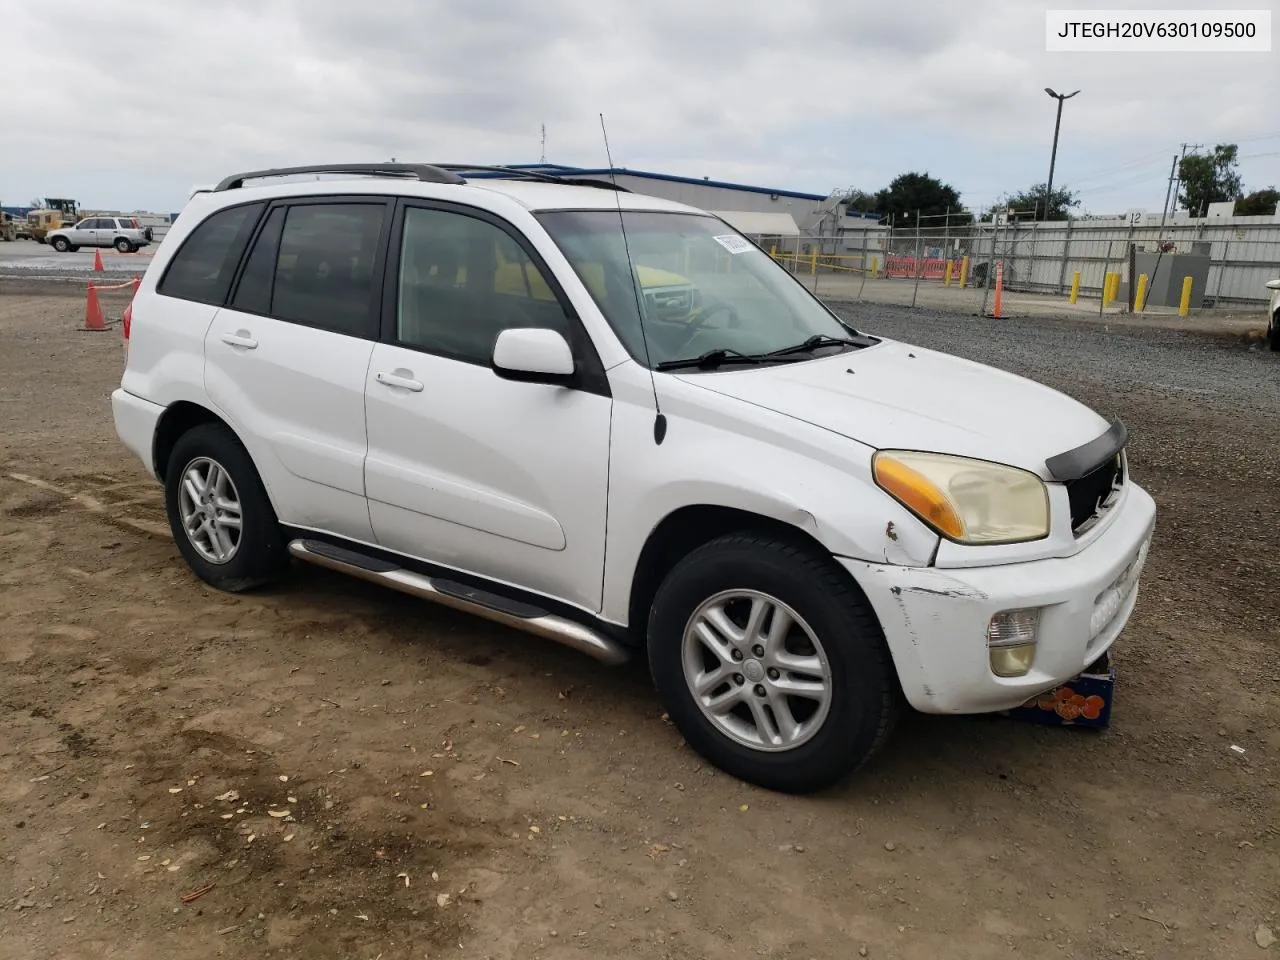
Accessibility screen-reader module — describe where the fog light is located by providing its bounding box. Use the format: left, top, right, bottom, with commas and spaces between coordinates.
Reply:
989, 643, 1037, 677
987, 608, 1040, 678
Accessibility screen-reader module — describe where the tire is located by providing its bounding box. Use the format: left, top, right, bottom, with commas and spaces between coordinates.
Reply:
51, 236, 70, 253
1269, 311, 1279, 352
114, 237, 133, 253
164, 422, 288, 592
647, 532, 901, 794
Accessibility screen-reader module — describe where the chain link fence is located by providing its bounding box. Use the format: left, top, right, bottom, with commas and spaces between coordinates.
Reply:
744, 214, 1280, 317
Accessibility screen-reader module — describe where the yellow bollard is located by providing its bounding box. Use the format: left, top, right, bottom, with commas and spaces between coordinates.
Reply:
870, 256, 879, 277
1103, 272, 1116, 305
1134, 273, 1149, 312
809, 249, 818, 275
769, 244, 777, 259
944, 261, 954, 287
1178, 276, 1193, 317
1069, 270, 1081, 304
959, 256, 969, 288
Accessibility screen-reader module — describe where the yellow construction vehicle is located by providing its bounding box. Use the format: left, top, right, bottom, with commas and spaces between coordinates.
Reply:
25, 198, 80, 243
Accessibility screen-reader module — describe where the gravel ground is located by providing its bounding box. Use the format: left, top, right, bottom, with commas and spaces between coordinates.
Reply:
1, 289, 1277, 960
832, 301, 1280, 419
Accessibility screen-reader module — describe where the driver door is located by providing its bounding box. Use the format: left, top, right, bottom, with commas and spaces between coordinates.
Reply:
363, 201, 613, 611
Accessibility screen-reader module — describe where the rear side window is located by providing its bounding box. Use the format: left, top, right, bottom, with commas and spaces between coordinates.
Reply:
267, 203, 387, 337
158, 202, 264, 305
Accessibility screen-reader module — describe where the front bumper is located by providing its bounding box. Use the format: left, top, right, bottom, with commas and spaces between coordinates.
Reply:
841, 482, 1157, 714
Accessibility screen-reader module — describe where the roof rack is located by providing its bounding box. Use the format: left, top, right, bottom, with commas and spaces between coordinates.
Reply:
212, 162, 631, 194
432, 164, 630, 192
213, 163, 465, 192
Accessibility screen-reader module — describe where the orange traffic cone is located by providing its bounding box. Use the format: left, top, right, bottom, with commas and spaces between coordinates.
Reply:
84, 285, 106, 331
93, 249, 105, 271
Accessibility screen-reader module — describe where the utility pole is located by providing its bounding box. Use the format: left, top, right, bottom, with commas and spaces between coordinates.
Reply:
1168, 142, 1204, 218
1043, 88, 1080, 222
540, 124, 546, 164
1158, 155, 1177, 235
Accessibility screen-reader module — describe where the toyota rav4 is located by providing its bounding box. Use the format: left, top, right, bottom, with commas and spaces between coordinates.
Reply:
111, 163, 1156, 793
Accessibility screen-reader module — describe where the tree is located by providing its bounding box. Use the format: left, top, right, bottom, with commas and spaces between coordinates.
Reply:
1235, 187, 1279, 216
840, 188, 878, 216
872, 172, 968, 225
1178, 144, 1242, 216
996, 183, 1080, 221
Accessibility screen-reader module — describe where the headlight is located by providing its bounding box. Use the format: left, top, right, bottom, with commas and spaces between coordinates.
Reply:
872, 451, 1050, 545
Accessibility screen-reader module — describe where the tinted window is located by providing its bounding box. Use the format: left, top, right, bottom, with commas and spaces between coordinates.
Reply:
231, 206, 285, 315
158, 203, 264, 305
396, 206, 570, 362
270, 203, 385, 337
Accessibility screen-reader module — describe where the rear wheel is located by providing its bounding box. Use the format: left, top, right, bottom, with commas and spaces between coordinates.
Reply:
164, 423, 288, 592
114, 237, 133, 253
1269, 310, 1279, 352
647, 532, 900, 794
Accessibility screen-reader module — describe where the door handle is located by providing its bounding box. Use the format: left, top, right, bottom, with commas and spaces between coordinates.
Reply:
220, 331, 258, 349
375, 371, 424, 392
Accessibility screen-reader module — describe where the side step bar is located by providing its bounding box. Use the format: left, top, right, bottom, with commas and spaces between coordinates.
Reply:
286, 539, 630, 666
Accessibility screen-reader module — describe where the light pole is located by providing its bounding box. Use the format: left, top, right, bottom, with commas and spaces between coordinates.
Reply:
1043, 87, 1079, 221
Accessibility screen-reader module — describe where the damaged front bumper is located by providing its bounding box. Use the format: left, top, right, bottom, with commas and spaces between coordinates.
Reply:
839, 483, 1157, 714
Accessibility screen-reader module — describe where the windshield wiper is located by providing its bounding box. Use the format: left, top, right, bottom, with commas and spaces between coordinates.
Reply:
762, 334, 874, 359
655, 348, 768, 371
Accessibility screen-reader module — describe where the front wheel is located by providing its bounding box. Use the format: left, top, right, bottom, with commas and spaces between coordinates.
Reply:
164, 422, 288, 592
51, 236, 70, 253
647, 533, 901, 794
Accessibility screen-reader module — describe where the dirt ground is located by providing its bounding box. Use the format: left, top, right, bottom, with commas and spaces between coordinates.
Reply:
1, 287, 1276, 960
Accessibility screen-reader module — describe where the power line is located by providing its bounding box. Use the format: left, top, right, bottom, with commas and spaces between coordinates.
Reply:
1224, 131, 1280, 144
1066, 147, 1176, 186
1074, 172, 1163, 197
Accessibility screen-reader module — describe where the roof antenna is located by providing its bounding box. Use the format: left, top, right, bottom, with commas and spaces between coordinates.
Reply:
600, 112, 666, 445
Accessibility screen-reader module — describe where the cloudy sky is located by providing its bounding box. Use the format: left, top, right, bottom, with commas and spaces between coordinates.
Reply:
4, 0, 1277, 215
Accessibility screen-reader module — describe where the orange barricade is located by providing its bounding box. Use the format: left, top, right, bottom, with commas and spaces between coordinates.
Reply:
884, 256, 949, 280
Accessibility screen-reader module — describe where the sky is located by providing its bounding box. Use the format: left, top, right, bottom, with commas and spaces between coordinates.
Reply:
3, 0, 1278, 216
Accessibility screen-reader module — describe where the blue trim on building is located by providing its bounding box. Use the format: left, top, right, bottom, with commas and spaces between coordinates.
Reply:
505, 164, 881, 221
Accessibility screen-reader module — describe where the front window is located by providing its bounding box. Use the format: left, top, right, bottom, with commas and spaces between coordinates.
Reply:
537, 210, 864, 370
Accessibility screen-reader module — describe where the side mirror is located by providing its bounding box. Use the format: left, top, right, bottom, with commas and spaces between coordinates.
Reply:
1266, 279, 1280, 291
491, 328, 577, 386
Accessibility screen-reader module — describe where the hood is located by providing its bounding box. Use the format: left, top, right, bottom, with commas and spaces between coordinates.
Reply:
675, 338, 1112, 478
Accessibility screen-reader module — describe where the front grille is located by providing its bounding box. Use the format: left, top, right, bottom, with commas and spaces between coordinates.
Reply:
1064, 453, 1124, 535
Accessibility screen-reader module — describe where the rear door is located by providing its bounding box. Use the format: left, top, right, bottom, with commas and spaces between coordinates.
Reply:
204, 196, 392, 543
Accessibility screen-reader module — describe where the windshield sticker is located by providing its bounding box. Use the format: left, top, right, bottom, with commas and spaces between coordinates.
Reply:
712, 234, 754, 255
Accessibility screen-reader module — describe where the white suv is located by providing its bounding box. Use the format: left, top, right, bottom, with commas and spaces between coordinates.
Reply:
111, 163, 1156, 793
48, 216, 152, 253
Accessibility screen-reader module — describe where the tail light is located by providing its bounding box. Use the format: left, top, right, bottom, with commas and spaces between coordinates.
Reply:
122, 300, 132, 364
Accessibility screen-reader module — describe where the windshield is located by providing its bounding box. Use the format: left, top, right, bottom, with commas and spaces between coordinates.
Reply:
536, 210, 861, 369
